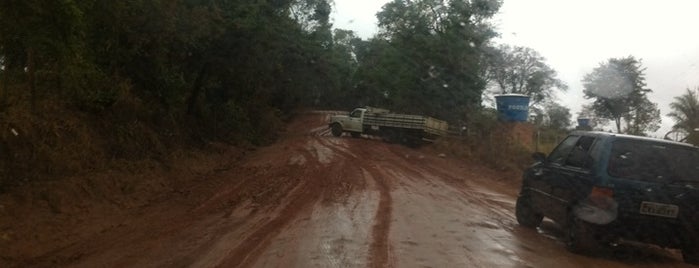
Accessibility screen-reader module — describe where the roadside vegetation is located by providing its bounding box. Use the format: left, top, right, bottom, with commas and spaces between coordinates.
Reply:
668, 88, 699, 145
0, 0, 696, 192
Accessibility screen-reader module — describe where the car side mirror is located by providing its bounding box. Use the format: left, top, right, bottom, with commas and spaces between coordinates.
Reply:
532, 152, 547, 163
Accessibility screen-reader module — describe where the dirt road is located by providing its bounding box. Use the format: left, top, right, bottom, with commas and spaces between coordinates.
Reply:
7, 113, 694, 267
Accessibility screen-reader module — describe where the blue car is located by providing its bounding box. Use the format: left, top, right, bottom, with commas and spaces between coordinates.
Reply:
516, 131, 699, 264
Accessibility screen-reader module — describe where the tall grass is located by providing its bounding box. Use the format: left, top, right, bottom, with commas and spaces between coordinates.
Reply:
434, 109, 569, 173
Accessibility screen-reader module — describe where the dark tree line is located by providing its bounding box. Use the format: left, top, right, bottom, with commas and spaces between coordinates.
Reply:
0, 0, 510, 143
0, 0, 352, 144
0, 0, 369, 184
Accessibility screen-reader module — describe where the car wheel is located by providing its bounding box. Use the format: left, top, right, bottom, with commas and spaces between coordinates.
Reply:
565, 215, 600, 254
350, 132, 361, 138
515, 195, 543, 228
331, 124, 343, 137
682, 246, 699, 264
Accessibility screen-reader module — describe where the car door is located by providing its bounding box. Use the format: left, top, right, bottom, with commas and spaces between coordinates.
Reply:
547, 135, 597, 224
344, 109, 364, 132
527, 135, 579, 221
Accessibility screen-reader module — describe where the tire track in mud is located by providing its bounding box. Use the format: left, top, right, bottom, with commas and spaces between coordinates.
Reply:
355, 139, 521, 267
416, 163, 520, 226
363, 146, 522, 268
377, 146, 518, 225
217, 175, 318, 267
309, 135, 396, 267
365, 165, 393, 268
216, 133, 366, 267
321, 136, 395, 268
215, 135, 332, 267
344, 140, 396, 268
319, 136, 396, 267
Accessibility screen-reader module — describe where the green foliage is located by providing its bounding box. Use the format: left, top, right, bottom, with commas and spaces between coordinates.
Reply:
486, 45, 568, 106
0, 0, 506, 186
544, 103, 571, 131
350, 0, 502, 123
623, 96, 660, 136
0, 0, 351, 187
464, 107, 499, 132
0, 0, 338, 135
582, 56, 660, 135
668, 87, 699, 145
578, 104, 609, 131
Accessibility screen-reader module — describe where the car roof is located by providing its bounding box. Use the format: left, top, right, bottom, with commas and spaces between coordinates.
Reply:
569, 130, 697, 149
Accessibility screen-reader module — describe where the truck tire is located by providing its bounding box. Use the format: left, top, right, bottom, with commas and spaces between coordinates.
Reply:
396, 131, 408, 145
381, 129, 396, 143
682, 245, 699, 264
331, 124, 343, 137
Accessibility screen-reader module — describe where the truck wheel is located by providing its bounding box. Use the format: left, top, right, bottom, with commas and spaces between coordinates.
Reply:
381, 129, 396, 143
565, 215, 600, 254
331, 124, 343, 137
396, 131, 408, 145
515, 195, 543, 228
682, 245, 699, 264
350, 132, 361, 138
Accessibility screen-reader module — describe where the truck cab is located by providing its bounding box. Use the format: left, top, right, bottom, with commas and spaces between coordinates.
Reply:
329, 108, 366, 136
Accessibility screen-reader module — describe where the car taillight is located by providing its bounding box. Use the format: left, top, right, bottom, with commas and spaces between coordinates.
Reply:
589, 186, 615, 209
590, 186, 614, 198
574, 186, 618, 225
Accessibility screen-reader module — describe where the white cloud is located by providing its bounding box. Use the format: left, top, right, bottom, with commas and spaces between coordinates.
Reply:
492, 0, 699, 135
331, 0, 390, 39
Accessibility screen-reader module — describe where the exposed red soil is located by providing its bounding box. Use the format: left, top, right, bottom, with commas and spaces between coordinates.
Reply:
0, 111, 694, 268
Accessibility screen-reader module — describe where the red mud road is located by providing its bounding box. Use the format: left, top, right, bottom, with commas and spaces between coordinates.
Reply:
8, 113, 695, 267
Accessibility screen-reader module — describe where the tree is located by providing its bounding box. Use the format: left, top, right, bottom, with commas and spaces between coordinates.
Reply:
544, 103, 571, 130
582, 56, 659, 135
0, 0, 345, 140
355, 0, 502, 122
487, 45, 568, 105
0, 0, 91, 106
578, 104, 609, 131
668, 87, 699, 144
623, 96, 660, 136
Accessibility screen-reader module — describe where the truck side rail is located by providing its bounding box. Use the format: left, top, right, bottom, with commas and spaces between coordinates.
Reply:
363, 114, 448, 136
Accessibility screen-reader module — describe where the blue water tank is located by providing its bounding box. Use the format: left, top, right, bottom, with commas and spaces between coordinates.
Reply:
495, 94, 530, 122
577, 118, 591, 127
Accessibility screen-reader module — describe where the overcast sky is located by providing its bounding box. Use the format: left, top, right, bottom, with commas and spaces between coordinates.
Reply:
332, 0, 699, 136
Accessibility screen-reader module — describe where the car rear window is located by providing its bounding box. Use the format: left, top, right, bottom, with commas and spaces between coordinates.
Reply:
608, 140, 699, 183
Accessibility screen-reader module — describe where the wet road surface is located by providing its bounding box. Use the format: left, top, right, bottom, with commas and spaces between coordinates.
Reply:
24, 113, 693, 267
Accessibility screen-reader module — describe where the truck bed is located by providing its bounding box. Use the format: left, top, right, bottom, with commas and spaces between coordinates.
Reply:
363, 113, 449, 137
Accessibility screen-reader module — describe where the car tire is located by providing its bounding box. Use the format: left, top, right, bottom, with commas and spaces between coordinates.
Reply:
350, 132, 361, 138
565, 215, 600, 254
331, 124, 343, 137
682, 246, 699, 264
515, 195, 543, 228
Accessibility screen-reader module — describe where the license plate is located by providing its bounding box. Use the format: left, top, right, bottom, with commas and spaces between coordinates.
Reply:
639, 201, 679, 218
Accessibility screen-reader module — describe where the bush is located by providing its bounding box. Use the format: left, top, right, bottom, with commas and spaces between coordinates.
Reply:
435, 108, 535, 172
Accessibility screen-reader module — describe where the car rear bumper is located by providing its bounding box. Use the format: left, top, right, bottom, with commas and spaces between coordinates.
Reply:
600, 216, 698, 248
